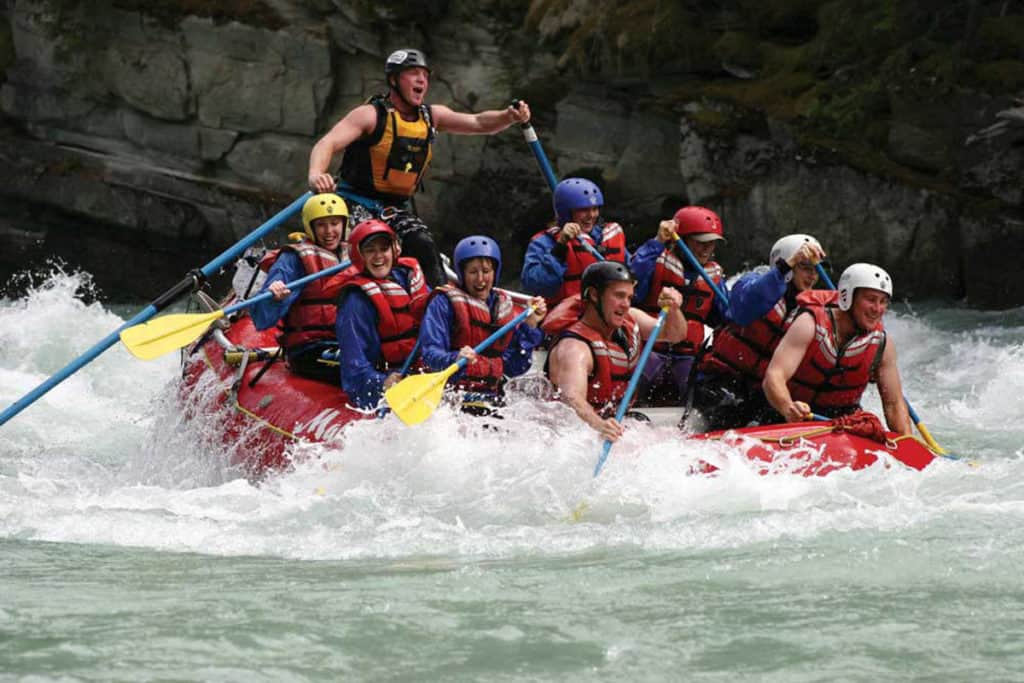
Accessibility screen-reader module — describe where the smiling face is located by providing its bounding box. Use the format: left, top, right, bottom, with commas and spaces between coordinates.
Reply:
391, 66, 429, 108
312, 216, 346, 253
570, 205, 600, 231
461, 257, 496, 301
359, 235, 395, 279
683, 236, 717, 265
850, 288, 890, 329
791, 261, 820, 292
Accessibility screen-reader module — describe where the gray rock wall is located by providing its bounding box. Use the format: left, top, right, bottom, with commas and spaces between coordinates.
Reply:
1, 0, 1021, 308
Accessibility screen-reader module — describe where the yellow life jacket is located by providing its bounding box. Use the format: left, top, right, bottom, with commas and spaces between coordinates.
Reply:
338, 95, 435, 203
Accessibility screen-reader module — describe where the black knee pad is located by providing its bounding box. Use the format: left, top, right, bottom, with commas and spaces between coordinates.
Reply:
397, 227, 447, 288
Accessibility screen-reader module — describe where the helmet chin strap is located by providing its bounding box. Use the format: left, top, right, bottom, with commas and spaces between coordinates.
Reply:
389, 77, 417, 112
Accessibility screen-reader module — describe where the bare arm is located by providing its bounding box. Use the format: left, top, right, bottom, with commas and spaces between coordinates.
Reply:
548, 338, 624, 442
630, 287, 686, 343
763, 313, 815, 422
431, 101, 531, 135
875, 338, 913, 435
307, 104, 378, 192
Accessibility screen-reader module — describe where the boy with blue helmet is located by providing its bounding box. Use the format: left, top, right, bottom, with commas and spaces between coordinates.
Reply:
520, 177, 630, 306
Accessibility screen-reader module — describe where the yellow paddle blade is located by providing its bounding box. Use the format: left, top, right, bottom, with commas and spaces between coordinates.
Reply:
119, 310, 225, 360
384, 364, 460, 426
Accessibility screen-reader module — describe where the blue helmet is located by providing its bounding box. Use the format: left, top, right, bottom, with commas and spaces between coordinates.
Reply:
453, 235, 502, 287
553, 178, 603, 225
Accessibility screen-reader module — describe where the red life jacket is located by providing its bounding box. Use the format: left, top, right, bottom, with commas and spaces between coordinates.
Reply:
338, 257, 428, 370
640, 248, 723, 355
531, 222, 628, 305
788, 290, 887, 414
435, 285, 518, 392
539, 295, 586, 339
551, 314, 641, 413
699, 295, 792, 383
263, 241, 343, 349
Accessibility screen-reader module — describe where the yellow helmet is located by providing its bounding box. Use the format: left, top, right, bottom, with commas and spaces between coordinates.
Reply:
301, 193, 349, 241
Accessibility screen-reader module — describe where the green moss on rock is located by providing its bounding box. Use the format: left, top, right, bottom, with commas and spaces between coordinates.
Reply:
974, 60, 1024, 92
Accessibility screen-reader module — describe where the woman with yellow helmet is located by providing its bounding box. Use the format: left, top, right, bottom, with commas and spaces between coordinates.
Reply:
251, 193, 350, 383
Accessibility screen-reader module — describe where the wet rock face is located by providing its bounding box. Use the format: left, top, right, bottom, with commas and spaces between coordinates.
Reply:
0, 0, 1021, 307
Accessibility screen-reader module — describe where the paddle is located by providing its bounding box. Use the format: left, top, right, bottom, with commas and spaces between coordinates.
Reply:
816, 265, 947, 454
512, 103, 605, 263
672, 232, 730, 307
0, 192, 312, 427
120, 260, 352, 360
593, 307, 669, 477
385, 306, 535, 426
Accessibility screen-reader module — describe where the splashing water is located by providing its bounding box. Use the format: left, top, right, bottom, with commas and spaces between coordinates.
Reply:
3, 270, 1024, 678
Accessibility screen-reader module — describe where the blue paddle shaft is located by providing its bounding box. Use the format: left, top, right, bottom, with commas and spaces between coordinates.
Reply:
0, 192, 311, 428
223, 260, 351, 316
815, 263, 836, 290
674, 238, 730, 307
517, 118, 605, 263
454, 306, 534, 372
594, 308, 669, 477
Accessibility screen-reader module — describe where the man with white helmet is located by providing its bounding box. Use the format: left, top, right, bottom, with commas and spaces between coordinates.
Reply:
762, 263, 912, 434
307, 48, 532, 288
691, 234, 827, 429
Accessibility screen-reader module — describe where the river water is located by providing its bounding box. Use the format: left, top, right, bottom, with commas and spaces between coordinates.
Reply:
2, 269, 1023, 681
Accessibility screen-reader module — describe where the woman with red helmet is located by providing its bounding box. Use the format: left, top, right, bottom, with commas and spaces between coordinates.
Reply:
629, 206, 730, 406
334, 219, 430, 409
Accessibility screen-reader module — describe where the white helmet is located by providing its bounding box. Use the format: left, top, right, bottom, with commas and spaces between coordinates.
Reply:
769, 234, 822, 282
837, 263, 893, 311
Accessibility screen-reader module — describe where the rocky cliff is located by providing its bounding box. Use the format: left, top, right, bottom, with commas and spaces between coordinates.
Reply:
1, 0, 1021, 307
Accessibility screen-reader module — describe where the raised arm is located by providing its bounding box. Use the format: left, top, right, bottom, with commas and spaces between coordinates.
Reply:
763, 312, 815, 422
875, 338, 913, 435
630, 287, 685, 343
307, 104, 378, 192
431, 101, 530, 135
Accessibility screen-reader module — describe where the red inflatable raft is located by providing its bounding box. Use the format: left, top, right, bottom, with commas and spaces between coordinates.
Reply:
692, 418, 938, 476
180, 298, 939, 479
180, 304, 372, 478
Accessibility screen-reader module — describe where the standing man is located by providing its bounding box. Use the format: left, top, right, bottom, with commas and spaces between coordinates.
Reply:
308, 48, 532, 287
762, 263, 912, 434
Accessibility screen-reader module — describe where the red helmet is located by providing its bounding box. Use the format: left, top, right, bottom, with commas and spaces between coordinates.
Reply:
673, 206, 725, 242
348, 219, 398, 273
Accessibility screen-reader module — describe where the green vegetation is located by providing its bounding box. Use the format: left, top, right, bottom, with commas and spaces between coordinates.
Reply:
527, 0, 1024, 187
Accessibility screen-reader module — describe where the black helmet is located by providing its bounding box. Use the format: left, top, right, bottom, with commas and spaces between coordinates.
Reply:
581, 261, 633, 299
385, 49, 430, 77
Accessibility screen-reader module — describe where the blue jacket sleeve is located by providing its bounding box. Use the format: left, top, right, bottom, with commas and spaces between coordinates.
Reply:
520, 233, 567, 298
630, 238, 667, 304
501, 322, 543, 378
336, 290, 388, 410
250, 251, 305, 331
419, 295, 461, 373
726, 266, 788, 326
